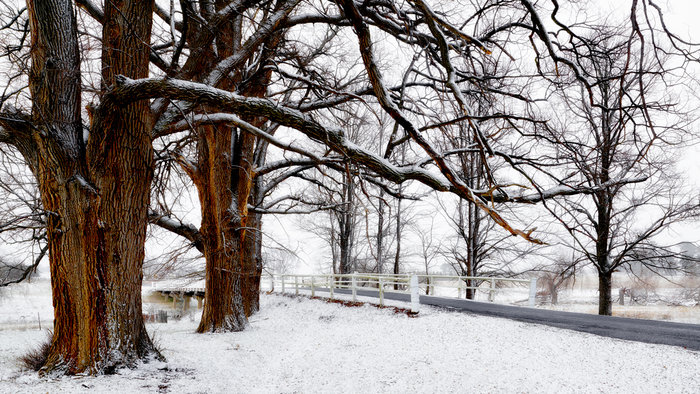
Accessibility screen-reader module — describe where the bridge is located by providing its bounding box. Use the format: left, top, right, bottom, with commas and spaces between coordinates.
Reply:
152, 283, 205, 312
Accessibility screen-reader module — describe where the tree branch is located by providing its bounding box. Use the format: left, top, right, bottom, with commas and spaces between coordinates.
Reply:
147, 210, 204, 253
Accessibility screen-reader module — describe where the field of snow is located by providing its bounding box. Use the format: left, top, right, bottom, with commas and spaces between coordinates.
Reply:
1, 280, 700, 393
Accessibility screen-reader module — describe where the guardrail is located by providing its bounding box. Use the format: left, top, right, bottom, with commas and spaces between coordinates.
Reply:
265, 273, 537, 312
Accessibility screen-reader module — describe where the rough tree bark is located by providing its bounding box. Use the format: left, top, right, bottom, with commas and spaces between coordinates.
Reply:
598, 271, 613, 315
189, 24, 278, 329
189, 123, 248, 333
19, 0, 159, 374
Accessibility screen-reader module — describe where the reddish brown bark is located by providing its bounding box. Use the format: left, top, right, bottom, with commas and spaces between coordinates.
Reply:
183, 18, 279, 329
191, 123, 248, 332
191, 119, 264, 330
23, 0, 159, 374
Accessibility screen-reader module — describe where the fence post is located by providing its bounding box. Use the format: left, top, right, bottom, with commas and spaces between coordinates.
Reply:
330, 275, 335, 300
528, 278, 537, 307
458, 280, 462, 299
281, 275, 285, 294
488, 278, 495, 302
379, 277, 384, 306
269, 274, 274, 292
311, 276, 315, 297
295, 275, 299, 296
410, 275, 420, 313
351, 272, 357, 302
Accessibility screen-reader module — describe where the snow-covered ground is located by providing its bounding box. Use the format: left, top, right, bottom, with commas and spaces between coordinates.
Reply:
1, 280, 700, 393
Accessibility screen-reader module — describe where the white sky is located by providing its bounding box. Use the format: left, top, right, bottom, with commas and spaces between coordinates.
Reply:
651, 1, 700, 243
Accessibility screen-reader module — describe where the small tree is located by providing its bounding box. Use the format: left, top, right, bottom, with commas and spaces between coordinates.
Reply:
535, 255, 578, 305
411, 214, 441, 294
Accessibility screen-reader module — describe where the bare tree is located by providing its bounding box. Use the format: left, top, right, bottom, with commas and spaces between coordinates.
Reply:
411, 213, 441, 294
305, 166, 362, 275
542, 25, 700, 315
533, 253, 578, 305
0, 148, 47, 286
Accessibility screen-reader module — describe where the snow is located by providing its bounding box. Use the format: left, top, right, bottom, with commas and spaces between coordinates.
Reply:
1, 280, 699, 393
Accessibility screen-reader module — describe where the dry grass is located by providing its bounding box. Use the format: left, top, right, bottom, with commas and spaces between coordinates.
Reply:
612, 305, 699, 322
20, 332, 51, 371
614, 310, 673, 321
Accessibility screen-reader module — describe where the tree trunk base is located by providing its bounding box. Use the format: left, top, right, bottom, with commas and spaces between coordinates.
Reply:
196, 313, 248, 333
38, 332, 163, 376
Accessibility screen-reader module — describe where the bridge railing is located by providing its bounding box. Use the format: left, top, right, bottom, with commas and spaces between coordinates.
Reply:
264, 273, 537, 312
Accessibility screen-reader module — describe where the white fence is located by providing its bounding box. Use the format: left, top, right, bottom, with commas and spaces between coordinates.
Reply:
265, 273, 538, 312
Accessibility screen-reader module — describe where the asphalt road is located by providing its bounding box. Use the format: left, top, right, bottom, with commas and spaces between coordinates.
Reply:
307, 287, 700, 351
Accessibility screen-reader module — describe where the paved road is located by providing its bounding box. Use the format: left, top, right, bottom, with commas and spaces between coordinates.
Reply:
307, 287, 700, 351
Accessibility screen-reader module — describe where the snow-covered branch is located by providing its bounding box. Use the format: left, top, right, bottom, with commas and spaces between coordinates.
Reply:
505, 176, 650, 204
148, 210, 204, 253
110, 76, 653, 244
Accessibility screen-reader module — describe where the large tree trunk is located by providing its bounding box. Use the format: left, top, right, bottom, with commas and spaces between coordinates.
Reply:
188, 22, 277, 326
193, 125, 248, 332
180, 11, 249, 332
594, 189, 613, 316
464, 262, 474, 300
241, 208, 262, 316
96, 0, 158, 366
233, 127, 257, 318
25, 0, 158, 374
594, 108, 614, 316
40, 182, 108, 373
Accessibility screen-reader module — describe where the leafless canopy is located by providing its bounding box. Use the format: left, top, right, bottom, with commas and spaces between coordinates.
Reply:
1, 1, 694, 249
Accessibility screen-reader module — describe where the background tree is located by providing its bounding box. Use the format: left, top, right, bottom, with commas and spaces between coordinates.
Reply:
411, 213, 441, 294
0, 149, 47, 286
533, 253, 578, 305
542, 25, 700, 315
